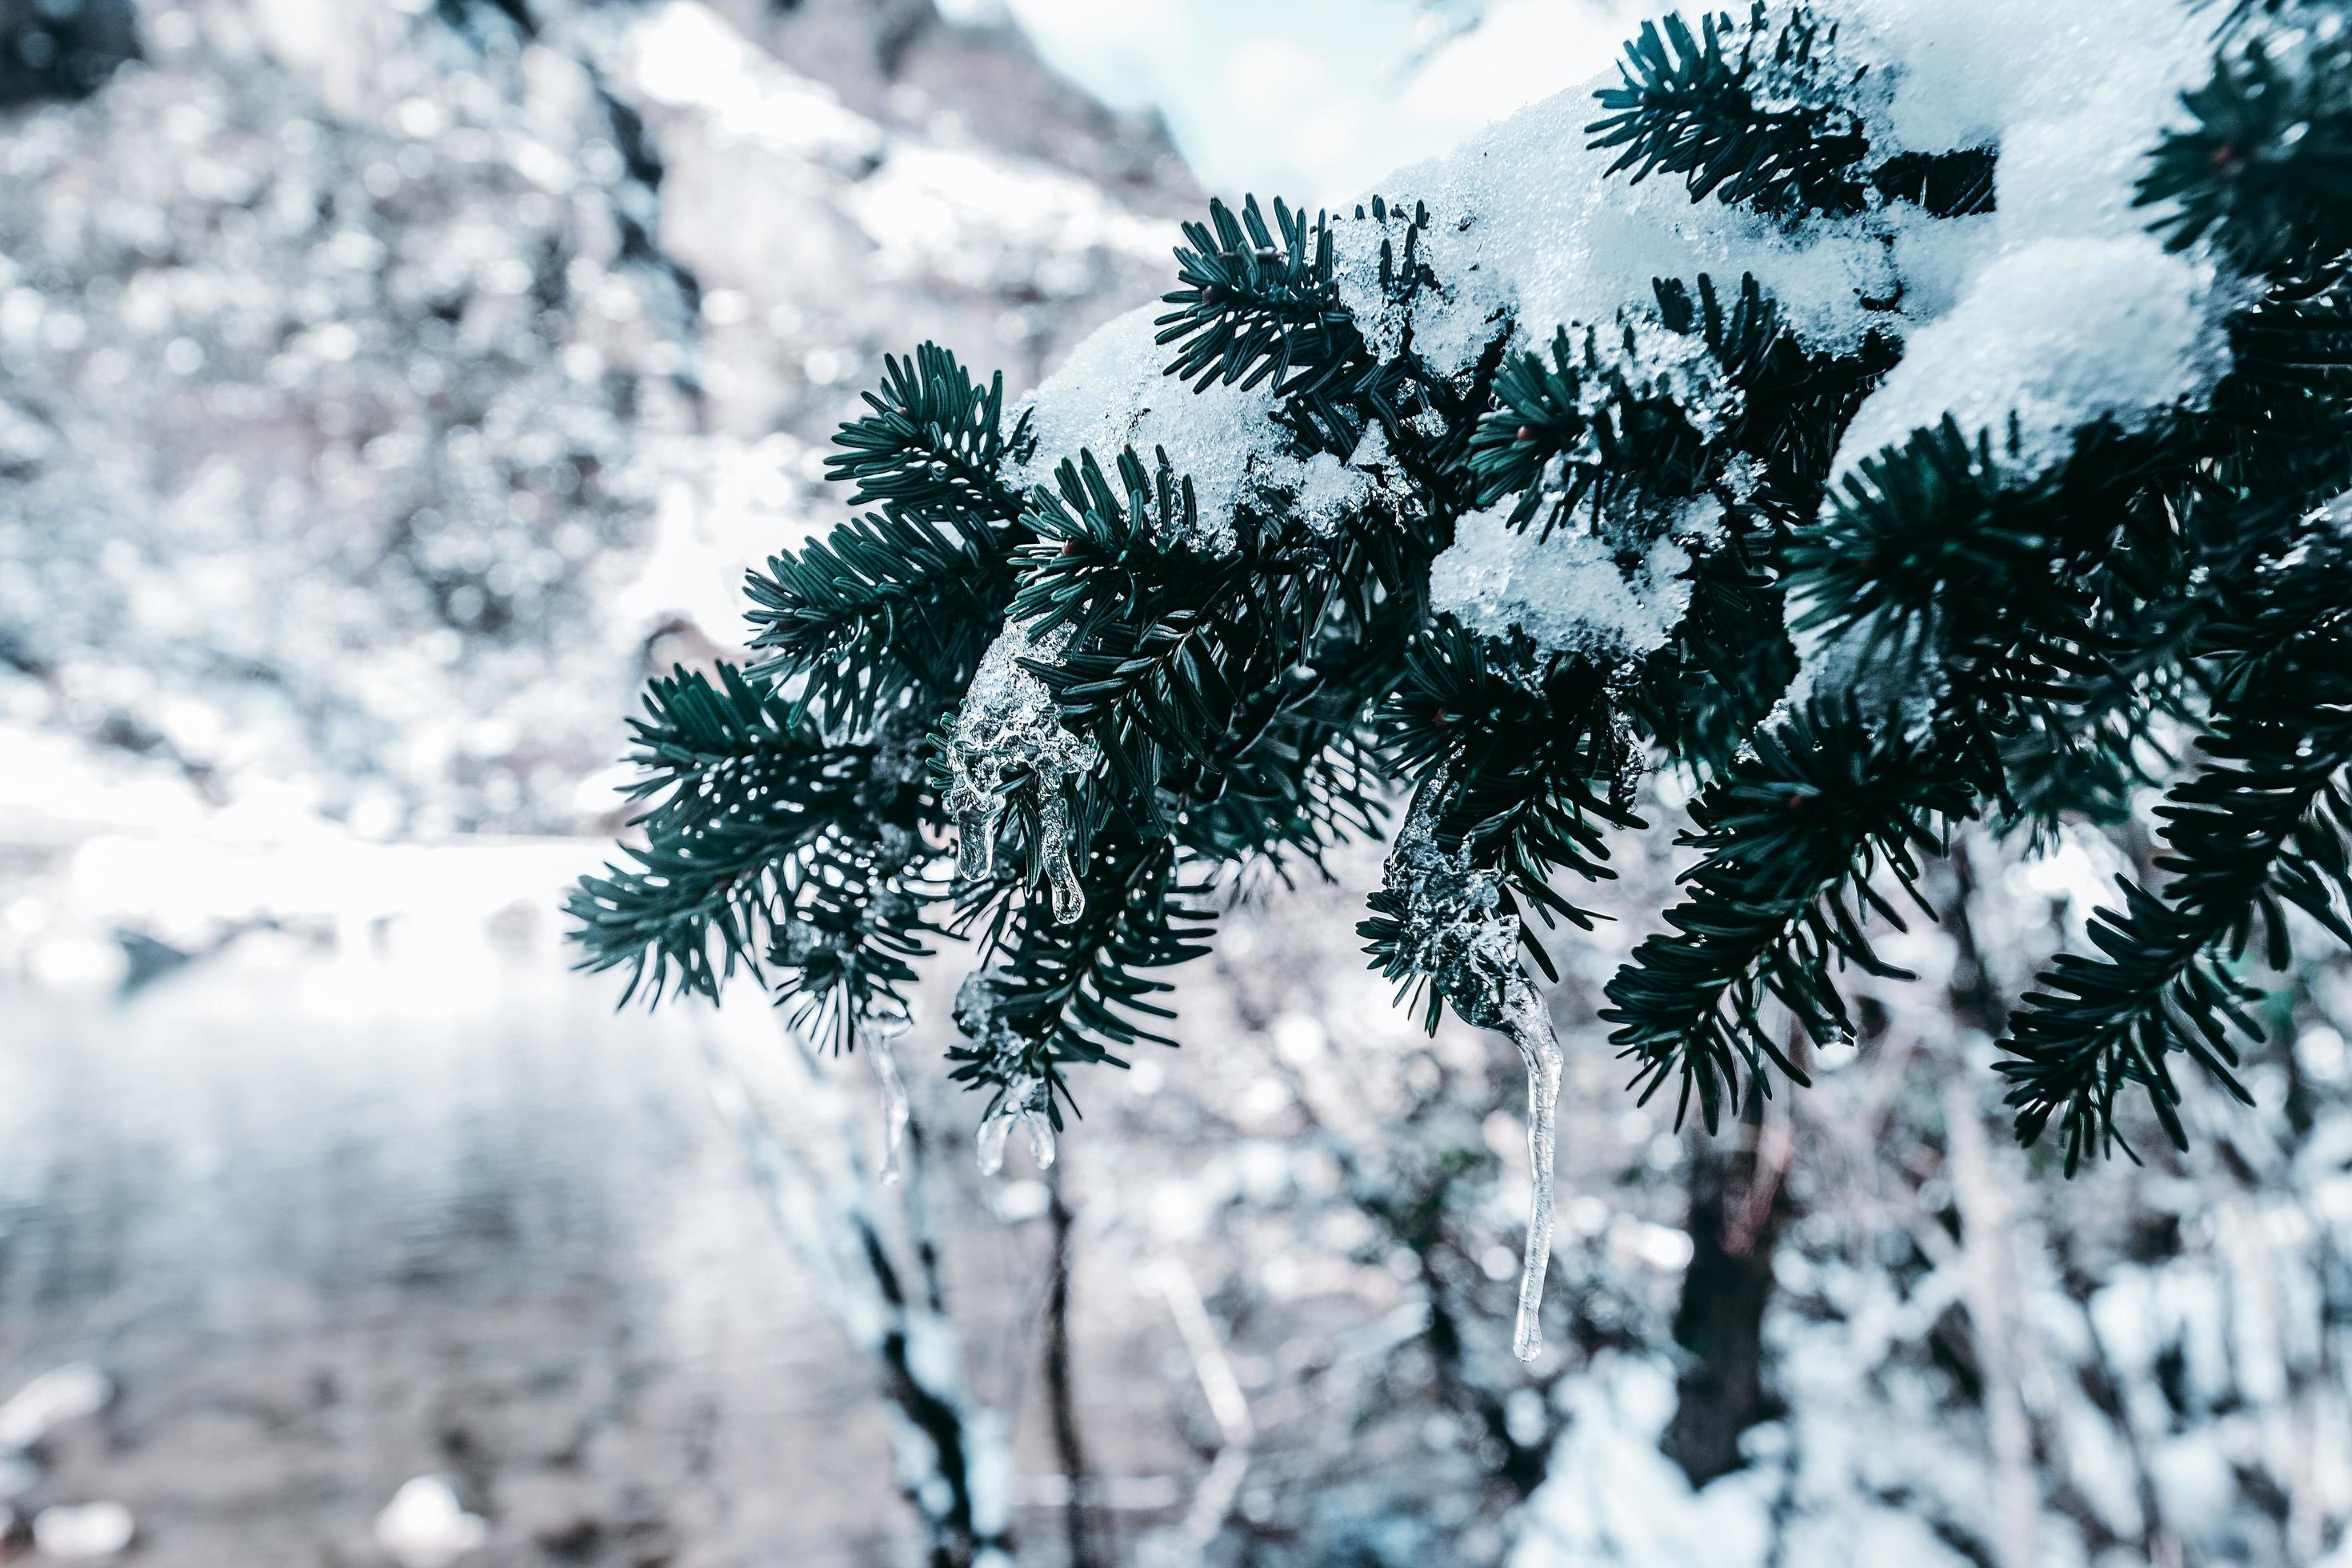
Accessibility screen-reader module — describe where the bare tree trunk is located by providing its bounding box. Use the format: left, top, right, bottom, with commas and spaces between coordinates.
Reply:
1046, 1162, 1103, 1568
1662, 1085, 1791, 1487
1938, 1073, 2040, 1568
1937, 844, 2041, 1568
693, 1018, 1013, 1568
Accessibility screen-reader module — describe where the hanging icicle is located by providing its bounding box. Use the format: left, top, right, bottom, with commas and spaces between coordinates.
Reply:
954, 798, 1006, 882
865, 1014, 913, 1186
1036, 794, 1084, 924
975, 1072, 1054, 1177
1374, 773, 1566, 1361
1501, 974, 1563, 1362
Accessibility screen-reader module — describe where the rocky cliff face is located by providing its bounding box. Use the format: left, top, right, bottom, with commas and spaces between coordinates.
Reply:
0, 0, 1191, 842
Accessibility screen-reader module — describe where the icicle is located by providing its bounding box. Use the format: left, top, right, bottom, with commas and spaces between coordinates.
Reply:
1375, 772, 1568, 1357
954, 801, 1004, 882
1018, 1098, 1057, 1170
974, 1072, 1051, 1177
1502, 974, 1564, 1362
866, 1019, 912, 1186
975, 1102, 1015, 1178
1037, 793, 1083, 925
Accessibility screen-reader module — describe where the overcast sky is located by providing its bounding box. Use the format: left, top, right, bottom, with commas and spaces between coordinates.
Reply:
954, 0, 1634, 204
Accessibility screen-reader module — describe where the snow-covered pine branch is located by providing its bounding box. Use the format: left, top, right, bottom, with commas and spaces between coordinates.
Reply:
574, 0, 2352, 1357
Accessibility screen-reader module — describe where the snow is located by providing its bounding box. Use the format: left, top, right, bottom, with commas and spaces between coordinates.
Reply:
30, 1502, 135, 1562
1330, 88, 1899, 377
1317, 0, 2234, 506
1333, 0, 2234, 702
1430, 497, 1711, 660
1821, 0, 2232, 481
1007, 306, 1292, 553
629, 2, 883, 170
1004, 302, 1410, 554
1294, 424, 1394, 536
0, 1366, 112, 1453
374, 1477, 489, 1568
1510, 1356, 1781, 1568
980, 0, 2245, 801
1830, 235, 2227, 478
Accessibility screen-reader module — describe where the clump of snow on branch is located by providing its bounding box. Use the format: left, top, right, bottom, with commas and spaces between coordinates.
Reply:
1331, 0, 2231, 488
1294, 424, 1400, 536
1827, 0, 2233, 479
974, 0, 2245, 774
1005, 304, 1390, 553
1330, 84, 1897, 375
1831, 235, 2227, 480
1432, 497, 1714, 660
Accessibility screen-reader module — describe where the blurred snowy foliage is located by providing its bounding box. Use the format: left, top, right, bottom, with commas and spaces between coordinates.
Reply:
0, 0, 1184, 839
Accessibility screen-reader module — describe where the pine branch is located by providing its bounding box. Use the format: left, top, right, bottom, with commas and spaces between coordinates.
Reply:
567, 0, 2352, 1180
1866, 147, 1998, 219
2140, 32, 2352, 280
1788, 418, 2185, 803
1157, 195, 1367, 401
1008, 447, 1214, 648
1998, 538, 2352, 1170
566, 665, 940, 1037
822, 342, 1034, 524
1012, 443, 1426, 864
1468, 277, 1766, 534
743, 507, 1014, 729
1376, 622, 1641, 960
947, 829, 1218, 1110
1588, 5, 1872, 218
1601, 704, 1974, 1134
1998, 707, 2352, 1170
2204, 279, 2352, 506
746, 343, 1036, 728
1634, 511, 1797, 778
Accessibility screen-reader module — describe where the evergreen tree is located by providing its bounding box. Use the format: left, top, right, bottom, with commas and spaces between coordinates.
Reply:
572, 0, 2352, 1358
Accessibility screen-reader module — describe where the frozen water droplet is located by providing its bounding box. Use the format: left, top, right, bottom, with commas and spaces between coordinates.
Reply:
1503, 975, 1564, 1363
1038, 793, 1083, 924
1021, 1102, 1057, 1170
867, 1027, 910, 1186
975, 1072, 1050, 1177
975, 1103, 1014, 1177
956, 802, 1003, 882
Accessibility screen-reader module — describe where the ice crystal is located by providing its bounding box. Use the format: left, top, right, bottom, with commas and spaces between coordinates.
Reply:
865, 1013, 913, 1186
974, 1073, 1056, 1177
943, 621, 1100, 922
